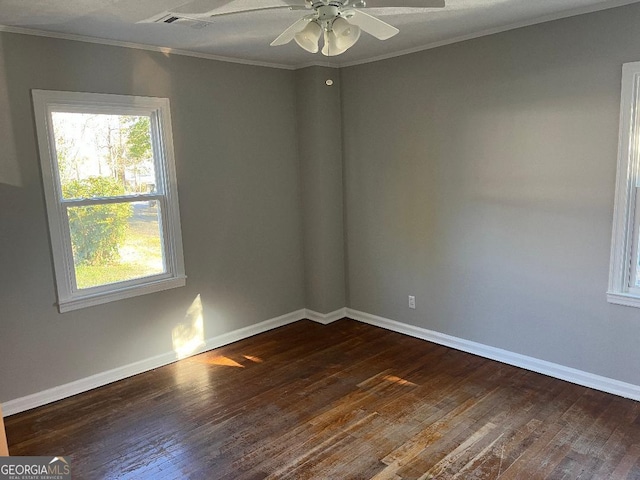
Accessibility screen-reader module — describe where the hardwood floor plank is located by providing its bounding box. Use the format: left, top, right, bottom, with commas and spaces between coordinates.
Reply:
5, 319, 640, 479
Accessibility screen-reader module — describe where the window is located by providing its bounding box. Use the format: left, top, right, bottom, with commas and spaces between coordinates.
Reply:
608, 61, 640, 307
33, 90, 185, 312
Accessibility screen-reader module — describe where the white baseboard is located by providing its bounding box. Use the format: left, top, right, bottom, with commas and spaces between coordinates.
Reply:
304, 308, 347, 325
5, 306, 639, 417
346, 308, 640, 402
2, 309, 307, 417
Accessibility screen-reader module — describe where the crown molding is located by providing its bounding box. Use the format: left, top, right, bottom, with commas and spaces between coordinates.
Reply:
338, 0, 640, 68
0, 25, 296, 71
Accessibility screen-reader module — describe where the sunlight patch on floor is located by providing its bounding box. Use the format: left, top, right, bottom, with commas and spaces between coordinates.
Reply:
383, 374, 417, 387
195, 355, 245, 368
243, 355, 264, 363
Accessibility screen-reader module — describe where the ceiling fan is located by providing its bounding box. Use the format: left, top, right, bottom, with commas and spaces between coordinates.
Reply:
140, 0, 446, 56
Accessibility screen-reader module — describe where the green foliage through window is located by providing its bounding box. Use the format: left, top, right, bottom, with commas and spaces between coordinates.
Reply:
63, 177, 132, 267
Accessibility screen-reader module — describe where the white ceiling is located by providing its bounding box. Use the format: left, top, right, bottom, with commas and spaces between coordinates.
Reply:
0, 0, 638, 69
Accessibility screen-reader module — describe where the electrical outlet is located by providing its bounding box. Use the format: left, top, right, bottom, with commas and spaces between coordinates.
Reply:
408, 295, 416, 309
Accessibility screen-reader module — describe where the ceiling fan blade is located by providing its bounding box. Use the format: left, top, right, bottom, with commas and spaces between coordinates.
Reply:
139, 7, 295, 26
345, 10, 398, 40
360, 0, 444, 7
175, 6, 295, 19
170, 0, 308, 18
270, 17, 311, 46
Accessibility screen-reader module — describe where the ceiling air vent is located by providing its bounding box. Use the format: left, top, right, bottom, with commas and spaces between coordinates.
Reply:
138, 12, 209, 29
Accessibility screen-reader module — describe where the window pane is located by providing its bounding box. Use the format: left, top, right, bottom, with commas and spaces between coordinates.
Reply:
51, 112, 157, 199
68, 201, 166, 289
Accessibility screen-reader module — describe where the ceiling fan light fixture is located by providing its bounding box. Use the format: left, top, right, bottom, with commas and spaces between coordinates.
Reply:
294, 20, 322, 53
321, 18, 360, 56
332, 17, 361, 50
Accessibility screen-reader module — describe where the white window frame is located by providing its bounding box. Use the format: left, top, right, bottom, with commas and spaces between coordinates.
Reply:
33, 90, 186, 313
608, 61, 640, 308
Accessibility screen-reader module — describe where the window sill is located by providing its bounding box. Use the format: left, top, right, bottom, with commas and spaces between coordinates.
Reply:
606, 291, 640, 309
58, 275, 187, 313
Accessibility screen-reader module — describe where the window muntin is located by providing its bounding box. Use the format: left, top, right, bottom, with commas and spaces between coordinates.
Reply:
33, 91, 185, 312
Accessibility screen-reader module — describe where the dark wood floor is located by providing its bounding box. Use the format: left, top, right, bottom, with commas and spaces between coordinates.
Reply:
5, 319, 640, 479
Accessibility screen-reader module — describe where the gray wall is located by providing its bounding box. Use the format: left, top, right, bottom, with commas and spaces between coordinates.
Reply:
341, 3, 640, 386
4, 0, 640, 406
0, 32, 305, 402
295, 67, 346, 313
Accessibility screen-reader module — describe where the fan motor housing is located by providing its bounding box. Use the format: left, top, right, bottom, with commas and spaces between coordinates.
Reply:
317, 5, 340, 21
